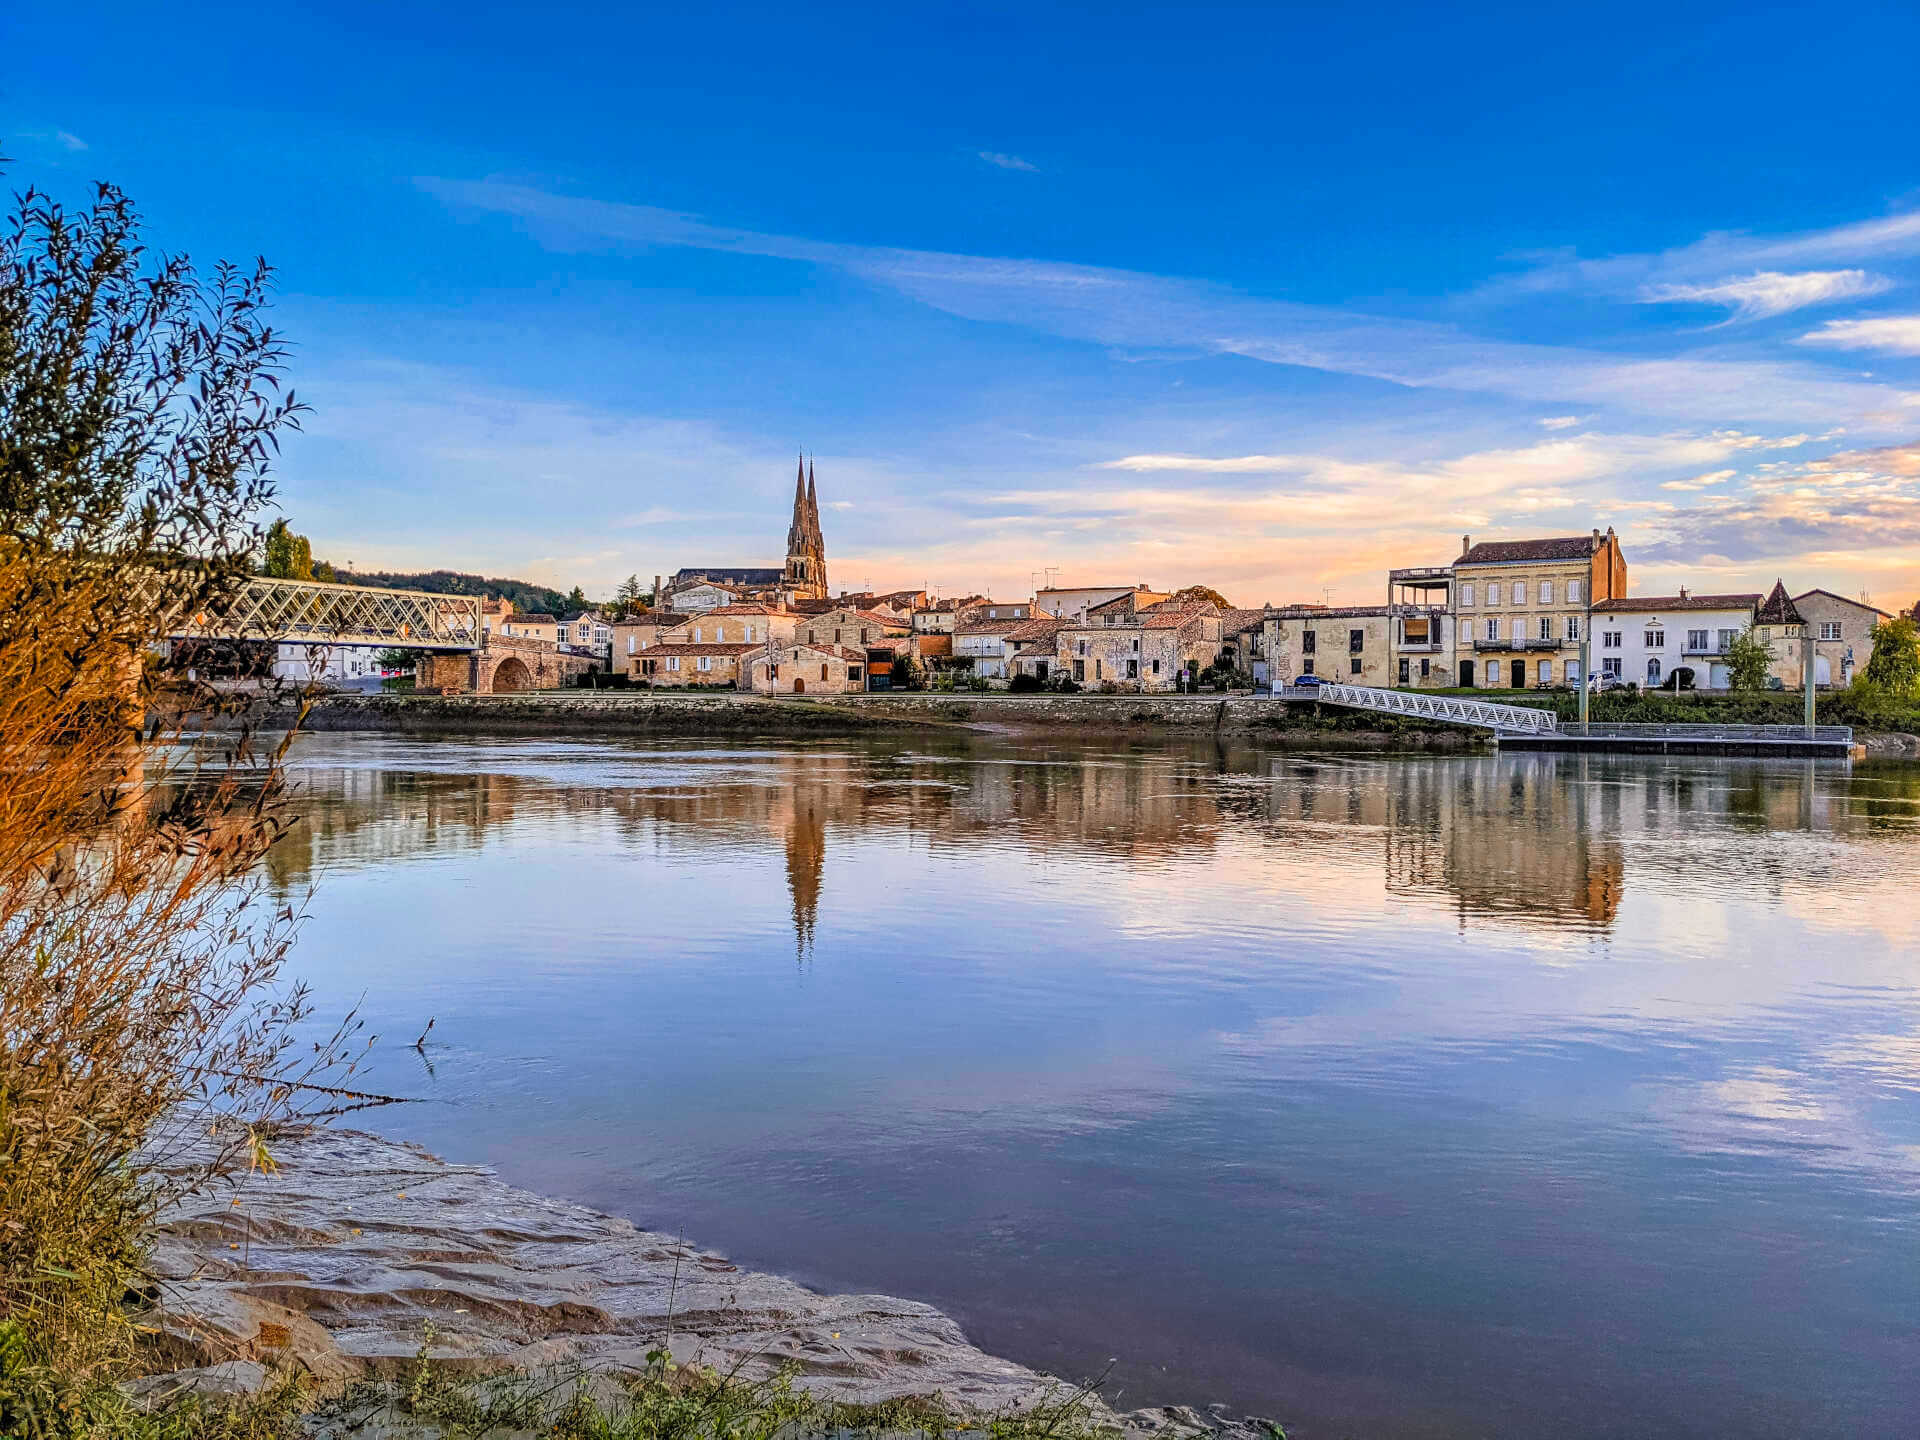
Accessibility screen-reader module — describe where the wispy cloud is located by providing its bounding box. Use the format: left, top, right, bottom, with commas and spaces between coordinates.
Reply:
417, 177, 1918, 429
1796, 315, 1920, 357
1539, 416, 1582, 430
1660, 469, 1736, 491
54, 130, 87, 151
1486, 209, 1920, 304
978, 151, 1038, 173
1639, 269, 1890, 321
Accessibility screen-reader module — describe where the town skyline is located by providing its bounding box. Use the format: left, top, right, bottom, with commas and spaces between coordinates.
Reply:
8, 2, 1919, 609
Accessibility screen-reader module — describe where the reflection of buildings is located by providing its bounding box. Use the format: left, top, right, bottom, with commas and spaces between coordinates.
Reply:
270, 735, 1899, 957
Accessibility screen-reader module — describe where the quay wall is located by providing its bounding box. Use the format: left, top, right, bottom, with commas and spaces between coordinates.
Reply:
276, 690, 1484, 747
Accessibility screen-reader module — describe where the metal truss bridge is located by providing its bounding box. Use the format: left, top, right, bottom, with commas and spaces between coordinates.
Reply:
161, 576, 483, 651
1275, 683, 1558, 734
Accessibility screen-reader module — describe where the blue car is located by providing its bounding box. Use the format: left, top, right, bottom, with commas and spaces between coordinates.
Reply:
1290, 673, 1323, 688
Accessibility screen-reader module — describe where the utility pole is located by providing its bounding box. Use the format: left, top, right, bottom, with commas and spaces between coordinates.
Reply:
1804, 630, 1817, 738
1579, 633, 1591, 734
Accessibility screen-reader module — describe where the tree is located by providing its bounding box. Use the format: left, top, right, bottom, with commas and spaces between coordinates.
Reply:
1864, 614, 1920, 696
1725, 625, 1775, 692
1, 169, 359, 1388
567, 584, 589, 612
891, 651, 923, 690
1171, 584, 1231, 608
614, 573, 645, 617
261, 516, 313, 579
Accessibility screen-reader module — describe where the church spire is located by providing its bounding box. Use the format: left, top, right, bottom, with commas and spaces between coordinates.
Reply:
806, 460, 822, 549
787, 453, 809, 556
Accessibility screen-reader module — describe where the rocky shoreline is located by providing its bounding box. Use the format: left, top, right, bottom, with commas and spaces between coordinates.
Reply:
145, 1127, 1274, 1439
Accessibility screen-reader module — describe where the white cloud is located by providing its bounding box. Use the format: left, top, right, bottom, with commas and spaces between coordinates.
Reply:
1639, 269, 1890, 321
827, 499, 856, 509
1660, 469, 1736, 491
56, 131, 87, 151
1796, 315, 1920, 357
978, 151, 1038, 173
1539, 416, 1582, 430
418, 177, 1918, 429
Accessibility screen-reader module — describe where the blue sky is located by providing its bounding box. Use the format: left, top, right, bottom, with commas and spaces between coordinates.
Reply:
8, 1, 1920, 606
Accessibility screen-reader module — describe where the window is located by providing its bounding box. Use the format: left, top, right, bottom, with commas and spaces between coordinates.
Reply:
1538, 616, 1554, 641
746, 625, 756, 642
1647, 657, 1663, 685
1718, 628, 1738, 650
1487, 584, 1501, 606
1073, 659, 1085, 681
1512, 617, 1527, 642
692, 627, 702, 642
1132, 637, 1140, 652
1095, 660, 1103, 680
1567, 580, 1582, 604
1350, 655, 1363, 675
1349, 628, 1364, 653
1538, 581, 1553, 604
1566, 660, 1581, 685
1420, 658, 1430, 678
1078, 639, 1088, 656
1820, 621, 1842, 641
861, 628, 870, 643
698, 655, 712, 672
820, 664, 829, 681
1399, 658, 1411, 684
1538, 660, 1552, 685
1127, 659, 1138, 679
1644, 629, 1665, 648
1302, 630, 1317, 654
1603, 630, 1621, 648
1785, 624, 1801, 638
1485, 618, 1499, 641
1687, 629, 1708, 651
1566, 616, 1580, 641
1511, 582, 1525, 604
1151, 659, 1160, 674
1486, 659, 1501, 685
1602, 657, 1622, 677
1461, 583, 1476, 606
668, 656, 681, 671
1302, 658, 1315, 675
627, 636, 636, 654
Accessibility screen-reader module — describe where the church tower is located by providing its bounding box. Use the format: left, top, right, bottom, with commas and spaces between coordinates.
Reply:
784, 455, 828, 600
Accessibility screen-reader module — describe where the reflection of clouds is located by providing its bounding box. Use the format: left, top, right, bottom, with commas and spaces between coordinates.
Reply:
1653, 1060, 1920, 1187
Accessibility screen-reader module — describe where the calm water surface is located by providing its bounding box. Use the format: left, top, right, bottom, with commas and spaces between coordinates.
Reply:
271, 732, 1920, 1439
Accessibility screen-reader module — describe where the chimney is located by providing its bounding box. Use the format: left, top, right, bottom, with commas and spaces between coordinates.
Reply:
1461, 533, 1471, 556
1679, 585, 1690, 600
653, 575, 663, 607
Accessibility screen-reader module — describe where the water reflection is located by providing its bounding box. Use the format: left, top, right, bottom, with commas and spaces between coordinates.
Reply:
270, 735, 1920, 1440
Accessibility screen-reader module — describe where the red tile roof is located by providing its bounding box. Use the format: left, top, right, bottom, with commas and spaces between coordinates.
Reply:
1593, 593, 1760, 613
1459, 535, 1599, 565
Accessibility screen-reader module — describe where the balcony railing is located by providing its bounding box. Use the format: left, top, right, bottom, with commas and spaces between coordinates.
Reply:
1472, 637, 1568, 652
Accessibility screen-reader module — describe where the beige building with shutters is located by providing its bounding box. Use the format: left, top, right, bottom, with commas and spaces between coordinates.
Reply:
1450, 529, 1628, 689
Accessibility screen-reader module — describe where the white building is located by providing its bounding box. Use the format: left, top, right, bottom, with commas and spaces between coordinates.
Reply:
1035, 583, 1170, 621
271, 643, 405, 688
1589, 591, 1760, 690
953, 619, 1021, 680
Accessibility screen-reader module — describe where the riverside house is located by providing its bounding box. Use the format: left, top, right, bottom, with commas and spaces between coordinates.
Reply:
1450, 529, 1627, 689
1590, 591, 1761, 689
745, 641, 867, 694
1036, 582, 1171, 622
1262, 606, 1396, 685
1055, 599, 1220, 690
1789, 588, 1889, 688
953, 617, 1024, 681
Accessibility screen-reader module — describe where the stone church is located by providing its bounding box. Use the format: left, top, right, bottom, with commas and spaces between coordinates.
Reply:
660, 458, 829, 610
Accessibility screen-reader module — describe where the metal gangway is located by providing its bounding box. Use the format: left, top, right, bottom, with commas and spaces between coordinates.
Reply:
1274, 682, 1558, 734
155, 575, 483, 650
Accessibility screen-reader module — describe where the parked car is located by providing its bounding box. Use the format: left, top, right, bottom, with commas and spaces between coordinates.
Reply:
1585, 671, 1621, 692
1290, 673, 1324, 688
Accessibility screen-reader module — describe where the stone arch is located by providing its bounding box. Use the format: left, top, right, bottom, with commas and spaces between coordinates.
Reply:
493, 656, 534, 692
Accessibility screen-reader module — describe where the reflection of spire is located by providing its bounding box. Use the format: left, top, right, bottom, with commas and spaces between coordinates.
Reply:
785, 795, 824, 963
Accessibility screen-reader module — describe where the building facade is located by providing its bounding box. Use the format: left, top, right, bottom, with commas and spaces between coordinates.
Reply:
1036, 583, 1170, 622
1590, 592, 1760, 689
745, 641, 866, 694
1790, 588, 1888, 688
1450, 530, 1627, 689
1262, 606, 1396, 686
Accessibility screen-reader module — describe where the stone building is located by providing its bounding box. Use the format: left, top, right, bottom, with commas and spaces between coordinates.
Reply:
1035, 582, 1170, 622
1450, 529, 1627, 689
1055, 604, 1219, 691
745, 641, 867, 694
1262, 606, 1396, 685
1789, 588, 1889, 688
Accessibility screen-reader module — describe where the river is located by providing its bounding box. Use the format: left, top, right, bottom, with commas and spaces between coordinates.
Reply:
267, 731, 1920, 1438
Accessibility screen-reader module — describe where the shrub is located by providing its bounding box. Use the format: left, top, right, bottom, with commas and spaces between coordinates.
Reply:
1008, 672, 1043, 693
1, 168, 356, 1394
